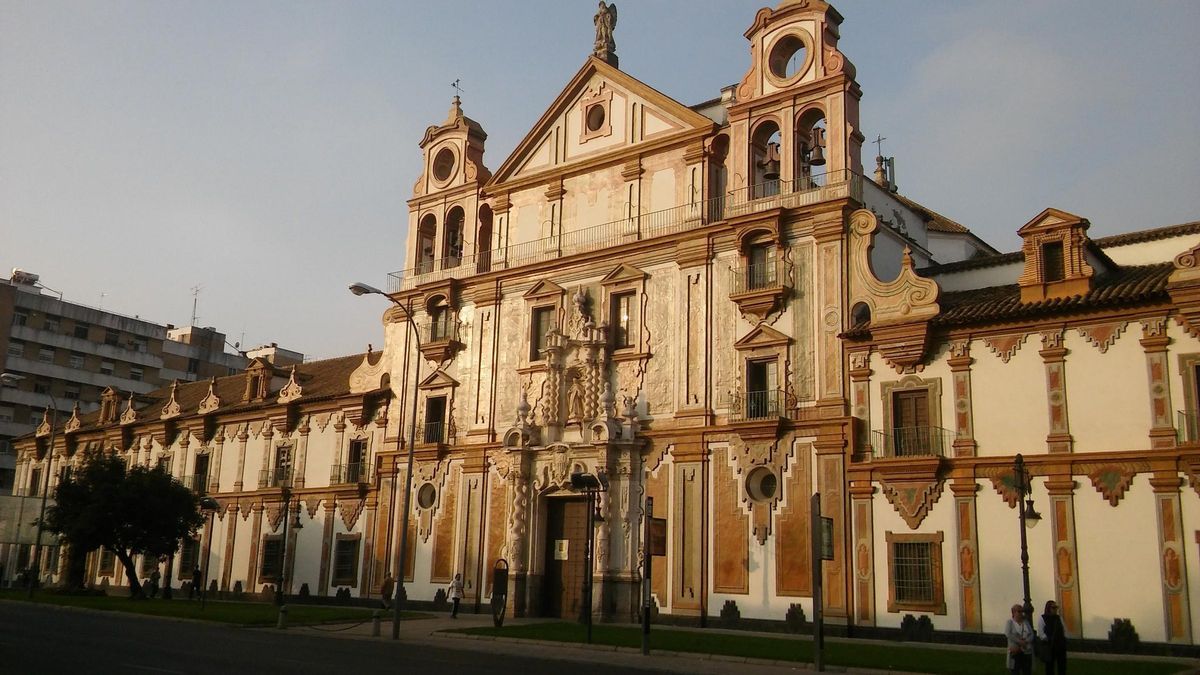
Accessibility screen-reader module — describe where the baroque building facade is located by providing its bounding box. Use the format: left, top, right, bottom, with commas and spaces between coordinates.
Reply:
12, 0, 1200, 646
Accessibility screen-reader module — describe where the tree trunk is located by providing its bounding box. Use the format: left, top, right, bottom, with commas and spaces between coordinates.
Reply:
113, 548, 143, 598
64, 544, 87, 590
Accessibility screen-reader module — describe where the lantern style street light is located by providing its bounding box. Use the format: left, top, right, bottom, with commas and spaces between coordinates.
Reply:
1013, 453, 1042, 620
349, 282, 421, 640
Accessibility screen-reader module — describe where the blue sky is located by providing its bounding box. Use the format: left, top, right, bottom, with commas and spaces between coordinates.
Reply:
2, 1, 1197, 359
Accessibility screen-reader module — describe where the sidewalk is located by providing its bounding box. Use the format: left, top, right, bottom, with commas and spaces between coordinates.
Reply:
291, 610, 1200, 675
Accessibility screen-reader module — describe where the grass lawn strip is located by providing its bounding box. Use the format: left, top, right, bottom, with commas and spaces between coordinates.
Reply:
454, 622, 1190, 675
0, 590, 410, 626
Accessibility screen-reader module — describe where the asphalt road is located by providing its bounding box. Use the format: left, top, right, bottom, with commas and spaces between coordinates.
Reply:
0, 602, 671, 675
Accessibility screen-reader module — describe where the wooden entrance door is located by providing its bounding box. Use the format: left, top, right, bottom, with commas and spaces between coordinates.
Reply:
543, 498, 588, 618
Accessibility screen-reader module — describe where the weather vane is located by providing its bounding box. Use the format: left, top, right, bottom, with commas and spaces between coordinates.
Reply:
451, 78, 464, 99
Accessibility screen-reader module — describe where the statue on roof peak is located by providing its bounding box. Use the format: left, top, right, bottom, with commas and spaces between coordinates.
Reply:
593, 2, 618, 66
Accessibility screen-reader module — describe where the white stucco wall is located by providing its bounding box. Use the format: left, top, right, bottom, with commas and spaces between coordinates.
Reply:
1064, 328, 1148, 453
971, 340, 1047, 457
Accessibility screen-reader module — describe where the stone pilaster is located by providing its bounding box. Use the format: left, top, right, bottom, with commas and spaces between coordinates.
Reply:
1140, 318, 1176, 449
1151, 474, 1192, 643
318, 501, 337, 596
951, 480, 983, 632
1045, 477, 1082, 636
1040, 330, 1073, 453
849, 481, 876, 627
210, 431, 225, 493
848, 350, 871, 459
220, 504, 238, 592
947, 339, 977, 457
247, 504, 264, 590
234, 428, 248, 492
293, 418, 310, 488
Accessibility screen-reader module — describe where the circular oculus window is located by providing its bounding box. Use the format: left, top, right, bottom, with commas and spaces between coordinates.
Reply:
417, 482, 437, 509
585, 104, 606, 133
766, 32, 813, 83
745, 466, 779, 503
432, 147, 456, 183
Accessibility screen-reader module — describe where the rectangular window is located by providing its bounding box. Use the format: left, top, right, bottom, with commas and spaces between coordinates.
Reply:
129, 366, 144, 382
13, 310, 28, 327
179, 537, 200, 575
1042, 241, 1065, 282
273, 445, 293, 486
332, 535, 361, 586
43, 316, 59, 333
73, 322, 90, 339
29, 409, 43, 424
132, 338, 148, 353
38, 347, 55, 363
104, 329, 120, 347
29, 468, 42, 496
891, 390, 932, 457
140, 555, 159, 577
0, 376, 15, 389
530, 306, 554, 361
610, 292, 634, 349
745, 359, 778, 419
33, 378, 50, 395
346, 439, 367, 483
7, 341, 23, 358
260, 536, 284, 582
886, 532, 945, 614
0, 407, 12, 423
192, 454, 210, 495
100, 360, 114, 376
63, 384, 81, 401
187, 358, 199, 374
68, 352, 85, 369
748, 244, 777, 290
423, 396, 447, 444
98, 549, 116, 576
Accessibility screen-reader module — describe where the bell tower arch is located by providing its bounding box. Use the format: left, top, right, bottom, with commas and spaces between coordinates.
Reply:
727, 0, 863, 194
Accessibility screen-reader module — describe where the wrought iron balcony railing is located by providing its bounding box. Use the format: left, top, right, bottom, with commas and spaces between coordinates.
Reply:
258, 468, 293, 490
388, 170, 862, 291
181, 474, 210, 495
727, 389, 787, 422
329, 462, 371, 485
419, 421, 450, 445
730, 260, 792, 294
427, 316, 458, 343
872, 426, 955, 459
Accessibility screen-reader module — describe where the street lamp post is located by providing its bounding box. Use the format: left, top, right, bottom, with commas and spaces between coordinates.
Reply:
198, 497, 219, 610
275, 483, 302, 607
349, 282, 421, 640
1, 372, 56, 598
1013, 454, 1042, 620
570, 471, 607, 644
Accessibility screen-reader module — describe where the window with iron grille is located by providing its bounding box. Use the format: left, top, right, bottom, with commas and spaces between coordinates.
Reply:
13, 310, 28, 327
105, 329, 120, 347
7, 341, 24, 358
885, 531, 945, 614
332, 535, 360, 586
38, 347, 55, 363
100, 360, 114, 375
68, 352, 85, 369
893, 542, 933, 603
130, 366, 144, 382
73, 322, 90, 339
179, 537, 200, 575
43, 316, 59, 333
1042, 241, 1065, 282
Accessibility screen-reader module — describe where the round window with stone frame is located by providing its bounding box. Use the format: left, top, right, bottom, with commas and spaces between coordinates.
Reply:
765, 31, 815, 85
585, 103, 607, 133
417, 482, 437, 509
432, 146, 457, 183
745, 466, 779, 503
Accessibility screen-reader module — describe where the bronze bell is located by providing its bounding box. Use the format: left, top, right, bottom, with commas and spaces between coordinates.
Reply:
759, 142, 782, 180
808, 127, 827, 166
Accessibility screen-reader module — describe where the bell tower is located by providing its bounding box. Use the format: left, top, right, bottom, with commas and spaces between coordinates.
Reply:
406, 96, 491, 280
726, 0, 864, 193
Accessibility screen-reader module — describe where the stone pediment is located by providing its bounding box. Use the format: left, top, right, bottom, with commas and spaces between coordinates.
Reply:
524, 279, 566, 301
418, 370, 460, 390
600, 263, 647, 285
486, 57, 715, 187
1016, 207, 1087, 236
733, 324, 792, 351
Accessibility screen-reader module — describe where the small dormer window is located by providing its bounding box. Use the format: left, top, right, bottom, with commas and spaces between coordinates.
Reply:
1042, 241, 1064, 282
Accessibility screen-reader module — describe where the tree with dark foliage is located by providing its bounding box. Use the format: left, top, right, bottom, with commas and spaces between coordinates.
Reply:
44, 449, 204, 597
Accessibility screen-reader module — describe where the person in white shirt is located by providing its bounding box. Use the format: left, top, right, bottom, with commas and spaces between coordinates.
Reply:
448, 573, 464, 619
1005, 603, 1034, 675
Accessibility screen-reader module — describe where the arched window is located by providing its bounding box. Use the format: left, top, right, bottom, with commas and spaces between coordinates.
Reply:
750, 121, 782, 198
476, 204, 494, 273
416, 214, 437, 275
443, 207, 465, 268
795, 108, 828, 188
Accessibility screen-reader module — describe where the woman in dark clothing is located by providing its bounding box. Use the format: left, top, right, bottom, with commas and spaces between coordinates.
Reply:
1038, 600, 1068, 675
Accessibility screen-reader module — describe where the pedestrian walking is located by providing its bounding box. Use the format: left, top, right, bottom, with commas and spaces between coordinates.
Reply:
380, 574, 395, 610
189, 567, 201, 600
448, 573, 464, 619
1038, 600, 1068, 675
147, 568, 160, 598
1005, 603, 1034, 675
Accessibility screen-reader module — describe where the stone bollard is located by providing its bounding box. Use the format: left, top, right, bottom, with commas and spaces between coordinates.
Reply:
277, 605, 288, 630
372, 610, 381, 638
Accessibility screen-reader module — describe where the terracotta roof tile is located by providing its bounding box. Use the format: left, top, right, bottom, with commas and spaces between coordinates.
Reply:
932, 263, 1173, 327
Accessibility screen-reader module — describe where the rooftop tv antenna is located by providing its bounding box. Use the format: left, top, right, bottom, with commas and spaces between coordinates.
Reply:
190, 284, 204, 327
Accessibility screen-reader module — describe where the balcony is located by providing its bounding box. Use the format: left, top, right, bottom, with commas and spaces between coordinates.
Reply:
729, 260, 792, 321
728, 389, 787, 422
1178, 411, 1198, 444
329, 462, 372, 486
181, 474, 211, 495
871, 427, 955, 459
420, 317, 463, 363
419, 421, 449, 445
258, 468, 293, 490
389, 170, 863, 292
